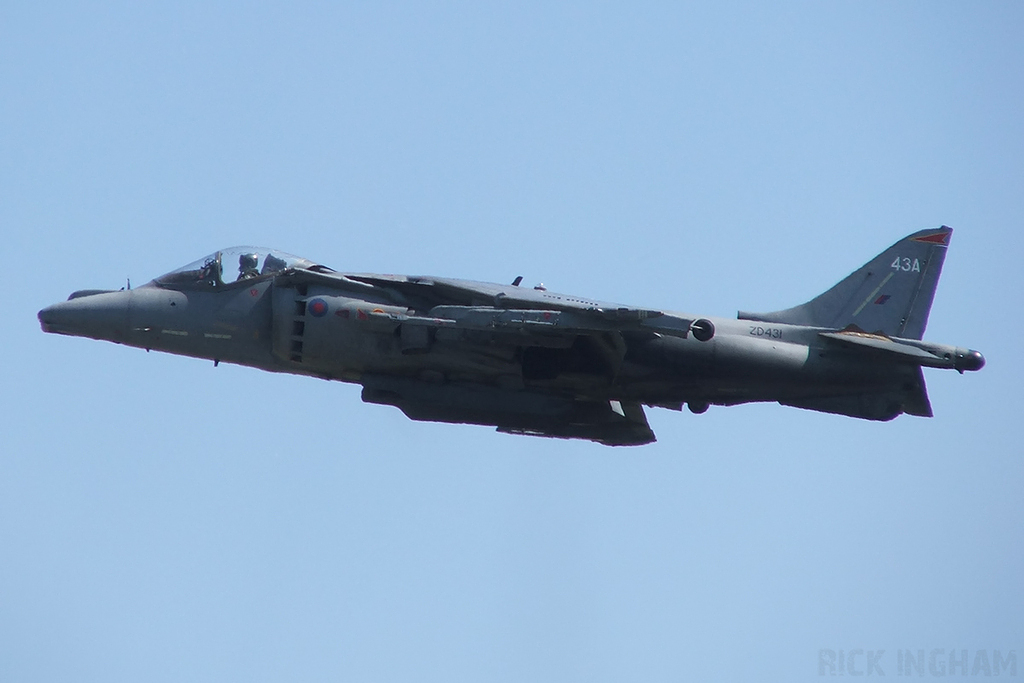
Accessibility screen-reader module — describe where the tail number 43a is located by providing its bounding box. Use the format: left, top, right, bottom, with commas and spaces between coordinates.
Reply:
891, 256, 921, 272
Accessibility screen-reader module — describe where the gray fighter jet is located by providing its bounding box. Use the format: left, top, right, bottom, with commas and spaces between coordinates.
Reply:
38, 227, 983, 445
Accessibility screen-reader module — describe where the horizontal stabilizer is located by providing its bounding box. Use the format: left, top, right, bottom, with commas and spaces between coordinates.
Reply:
819, 330, 946, 366
818, 328, 984, 373
782, 366, 932, 419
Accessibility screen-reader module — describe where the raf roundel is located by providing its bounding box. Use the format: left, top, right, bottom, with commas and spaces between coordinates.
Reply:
308, 298, 329, 318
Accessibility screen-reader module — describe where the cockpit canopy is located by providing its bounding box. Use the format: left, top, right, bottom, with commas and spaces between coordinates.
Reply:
153, 247, 330, 289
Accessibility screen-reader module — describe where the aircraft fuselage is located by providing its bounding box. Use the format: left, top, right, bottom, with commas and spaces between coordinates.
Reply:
38, 233, 984, 445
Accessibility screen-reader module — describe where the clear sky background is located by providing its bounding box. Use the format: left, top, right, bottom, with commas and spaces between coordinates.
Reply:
2, 2, 1022, 681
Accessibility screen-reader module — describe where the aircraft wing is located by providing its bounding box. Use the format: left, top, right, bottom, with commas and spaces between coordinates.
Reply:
406, 306, 677, 337
496, 399, 657, 446
345, 273, 666, 319
277, 268, 694, 339
361, 373, 656, 446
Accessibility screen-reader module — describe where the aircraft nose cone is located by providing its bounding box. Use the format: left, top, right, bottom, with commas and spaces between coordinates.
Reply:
38, 290, 131, 341
37, 305, 57, 332
955, 349, 985, 372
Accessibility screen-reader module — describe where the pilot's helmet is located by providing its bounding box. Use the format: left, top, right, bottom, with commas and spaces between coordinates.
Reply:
239, 253, 259, 271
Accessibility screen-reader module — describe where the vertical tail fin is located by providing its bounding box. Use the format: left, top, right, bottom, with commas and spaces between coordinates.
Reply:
738, 227, 952, 339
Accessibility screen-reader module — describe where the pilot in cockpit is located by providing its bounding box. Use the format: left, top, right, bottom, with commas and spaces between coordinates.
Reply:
237, 253, 260, 281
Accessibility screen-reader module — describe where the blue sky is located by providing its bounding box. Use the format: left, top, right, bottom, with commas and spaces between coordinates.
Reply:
2, 3, 1021, 681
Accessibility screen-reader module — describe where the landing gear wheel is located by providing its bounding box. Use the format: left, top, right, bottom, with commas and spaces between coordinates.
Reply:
688, 401, 709, 414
